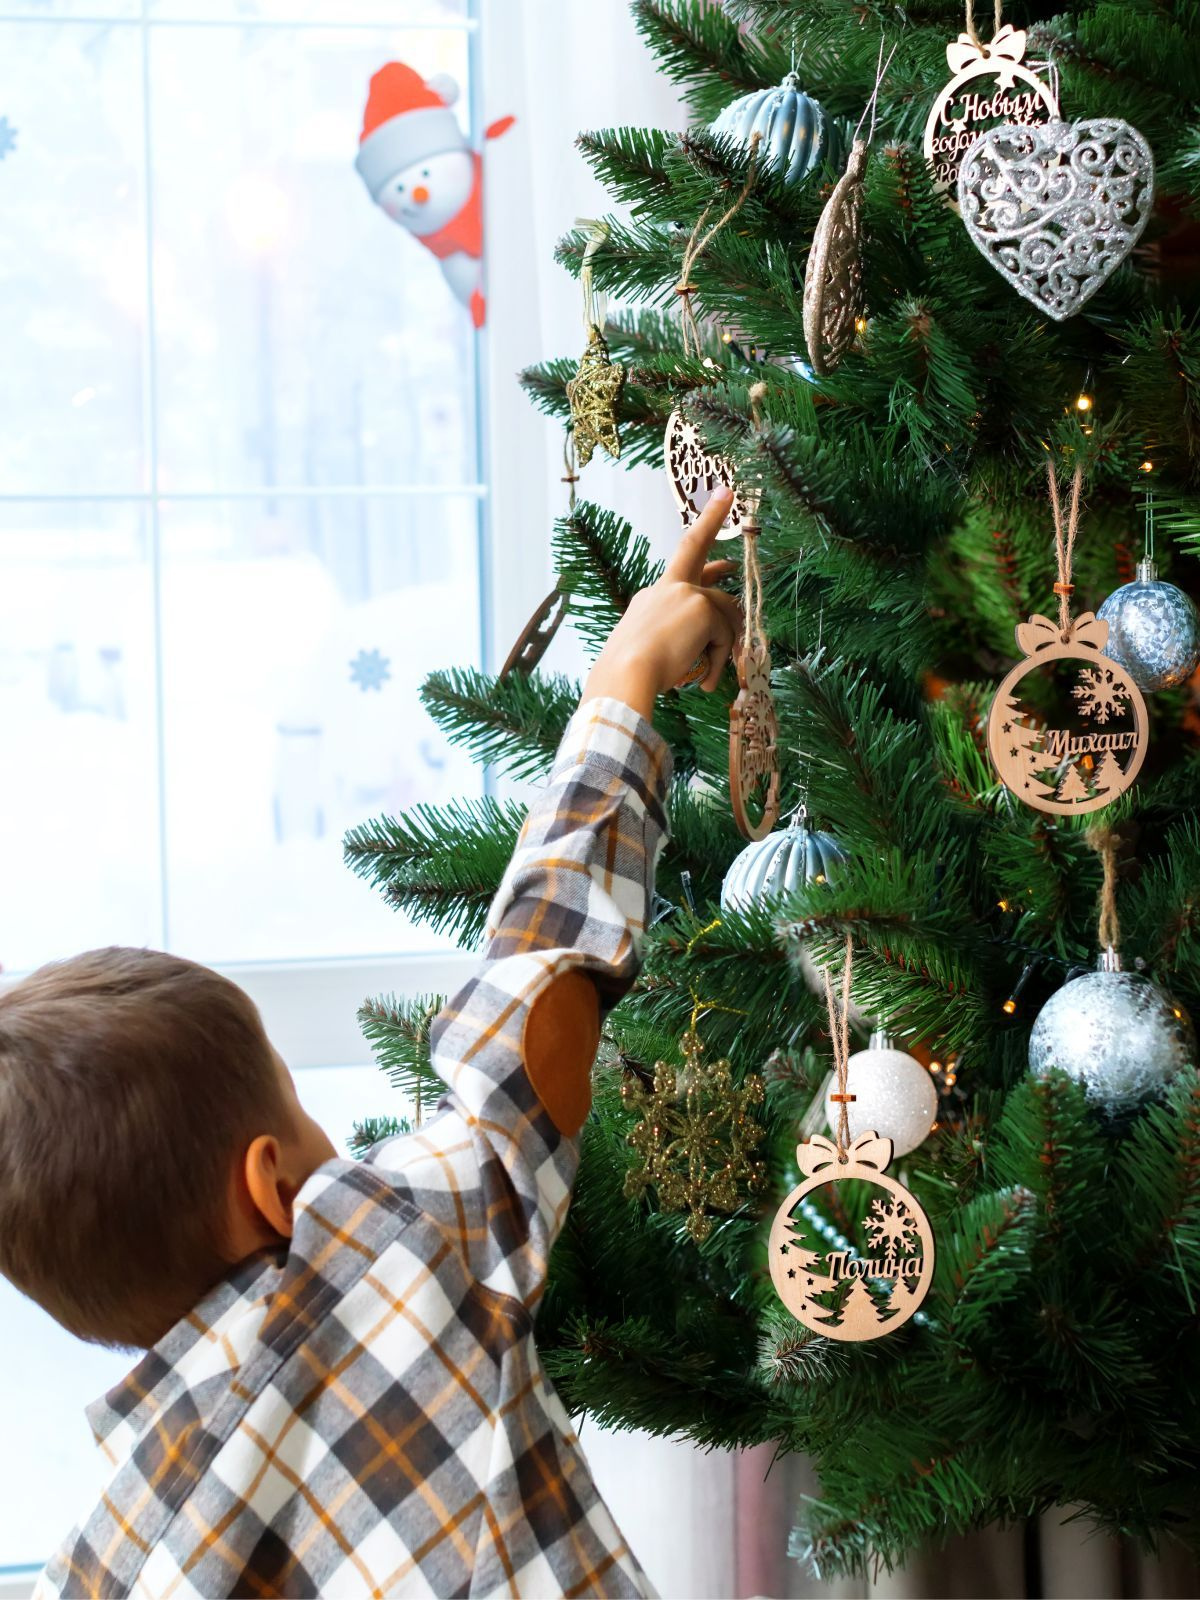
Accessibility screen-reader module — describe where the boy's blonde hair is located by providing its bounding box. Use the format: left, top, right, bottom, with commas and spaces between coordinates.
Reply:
0, 947, 290, 1349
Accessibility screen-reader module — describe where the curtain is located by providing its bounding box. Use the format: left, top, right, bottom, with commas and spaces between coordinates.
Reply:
479, 5, 1200, 1596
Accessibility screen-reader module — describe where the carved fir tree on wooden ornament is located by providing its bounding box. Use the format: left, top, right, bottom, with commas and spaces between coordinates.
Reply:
769, 1132, 935, 1341
987, 612, 1148, 814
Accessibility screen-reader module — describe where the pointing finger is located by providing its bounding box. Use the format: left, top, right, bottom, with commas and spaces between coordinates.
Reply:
664, 487, 735, 583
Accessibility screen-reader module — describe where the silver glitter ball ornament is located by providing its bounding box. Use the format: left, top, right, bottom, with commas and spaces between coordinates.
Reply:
710, 73, 843, 189
1097, 559, 1200, 691
721, 811, 846, 912
824, 1030, 938, 1157
1028, 950, 1195, 1113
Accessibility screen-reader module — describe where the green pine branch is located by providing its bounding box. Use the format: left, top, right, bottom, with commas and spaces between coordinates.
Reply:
343, 795, 524, 946
421, 666, 577, 783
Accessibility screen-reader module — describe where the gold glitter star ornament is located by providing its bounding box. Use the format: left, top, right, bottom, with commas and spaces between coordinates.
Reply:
621, 1028, 766, 1243
565, 322, 626, 468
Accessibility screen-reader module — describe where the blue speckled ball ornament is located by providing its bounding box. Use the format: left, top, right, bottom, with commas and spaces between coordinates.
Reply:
1028, 950, 1195, 1113
1097, 559, 1200, 691
710, 73, 843, 188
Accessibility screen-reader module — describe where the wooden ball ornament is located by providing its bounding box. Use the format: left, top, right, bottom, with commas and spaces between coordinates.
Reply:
803, 138, 867, 377
922, 24, 1059, 202
730, 638, 780, 840
500, 588, 568, 679
769, 1131, 935, 1342
729, 492, 780, 841
987, 611, 1148, 815
664, 409, 751, 541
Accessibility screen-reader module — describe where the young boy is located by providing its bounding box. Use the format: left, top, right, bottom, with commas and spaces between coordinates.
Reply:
6, 491, 740, 1599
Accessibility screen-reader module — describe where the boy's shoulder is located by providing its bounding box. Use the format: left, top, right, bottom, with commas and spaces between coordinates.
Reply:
38, 1149, 515, 1599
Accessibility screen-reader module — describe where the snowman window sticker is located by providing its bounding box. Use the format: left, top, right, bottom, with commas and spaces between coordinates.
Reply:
355, 62, 514, 328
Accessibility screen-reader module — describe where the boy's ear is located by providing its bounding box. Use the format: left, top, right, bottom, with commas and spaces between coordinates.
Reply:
243, 1135, 295, 1239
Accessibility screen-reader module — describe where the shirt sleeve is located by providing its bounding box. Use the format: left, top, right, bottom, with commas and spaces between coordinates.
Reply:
423, 694, 673, 1307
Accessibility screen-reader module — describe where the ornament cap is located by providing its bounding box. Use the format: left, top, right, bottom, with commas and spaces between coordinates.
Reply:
1136, 557, 1158, 583
868, 1028, 894, 1051
1098, 945, 1123, 973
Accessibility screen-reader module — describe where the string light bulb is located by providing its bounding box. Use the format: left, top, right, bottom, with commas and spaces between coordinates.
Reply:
1140, 460, 1155, 474
1075, 392, 1093, 412
854, 316, 868, 334
1002, 959, 1039, 1018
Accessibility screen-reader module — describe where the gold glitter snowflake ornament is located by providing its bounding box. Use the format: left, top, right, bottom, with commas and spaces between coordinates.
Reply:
621, 1028, 766, 1243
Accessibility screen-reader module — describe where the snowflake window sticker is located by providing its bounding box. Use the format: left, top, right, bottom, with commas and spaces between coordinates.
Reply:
349, 648, 391, 692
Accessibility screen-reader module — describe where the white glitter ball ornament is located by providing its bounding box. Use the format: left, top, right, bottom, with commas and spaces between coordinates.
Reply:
1028, 949, 1195, 1113
824, 1031, 938, 1157
1096, 559, 1200, 691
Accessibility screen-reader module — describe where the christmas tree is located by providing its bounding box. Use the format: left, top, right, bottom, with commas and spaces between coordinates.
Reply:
344, 0, 1200, 1579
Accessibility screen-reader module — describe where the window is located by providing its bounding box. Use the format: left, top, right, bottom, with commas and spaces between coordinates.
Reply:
0, 0, 496, 1575
0, 0, 485, 979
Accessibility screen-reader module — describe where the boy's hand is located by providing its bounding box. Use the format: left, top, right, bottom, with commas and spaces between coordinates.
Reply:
579, 488, 744, 721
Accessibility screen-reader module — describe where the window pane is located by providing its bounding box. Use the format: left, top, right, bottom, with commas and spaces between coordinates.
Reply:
0, 504, 161, 972
158, 493, 483, 964
0, 1061, 401, 1572
0, 2, 136, 15
149, 1, 467, 18
0, 23, 146, 494
148, 24, 477, 492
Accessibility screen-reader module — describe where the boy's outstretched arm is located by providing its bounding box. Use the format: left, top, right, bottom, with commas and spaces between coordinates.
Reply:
414, 488, 741, 1306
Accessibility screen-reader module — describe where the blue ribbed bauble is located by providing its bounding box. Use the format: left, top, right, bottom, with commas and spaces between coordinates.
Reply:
720, 813, 846, 912
710, 72, 842, 188
1097, 558, 1200, 691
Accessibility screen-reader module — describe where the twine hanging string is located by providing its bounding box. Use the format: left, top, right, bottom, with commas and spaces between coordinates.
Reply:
735, 380, 771, 664
964, 0, 1004, 47
1085, 826, 1122, 955
676, 132, 762, 360
576, 217, 609, 335
1047, 458, 1084, 638
822, 933, 856, 1158
563, 430, 579, 513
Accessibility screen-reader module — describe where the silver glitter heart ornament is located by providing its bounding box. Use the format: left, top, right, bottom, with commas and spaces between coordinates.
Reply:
957, 118, 1155, 321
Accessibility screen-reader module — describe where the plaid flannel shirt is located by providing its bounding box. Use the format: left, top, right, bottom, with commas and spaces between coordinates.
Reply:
36, 695, 672, 1600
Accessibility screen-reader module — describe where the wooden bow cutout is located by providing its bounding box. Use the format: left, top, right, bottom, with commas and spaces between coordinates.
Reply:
796, 1130, 895, 1177
946, 23, 1027, 83
1015, 611, 1109, 657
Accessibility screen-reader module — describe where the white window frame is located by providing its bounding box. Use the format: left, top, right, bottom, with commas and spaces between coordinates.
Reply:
0, 0, 556, 1067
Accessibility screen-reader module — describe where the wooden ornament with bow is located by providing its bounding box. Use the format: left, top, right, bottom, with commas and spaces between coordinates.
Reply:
987, 459, 1149, 814
768, 937, 936, 1342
